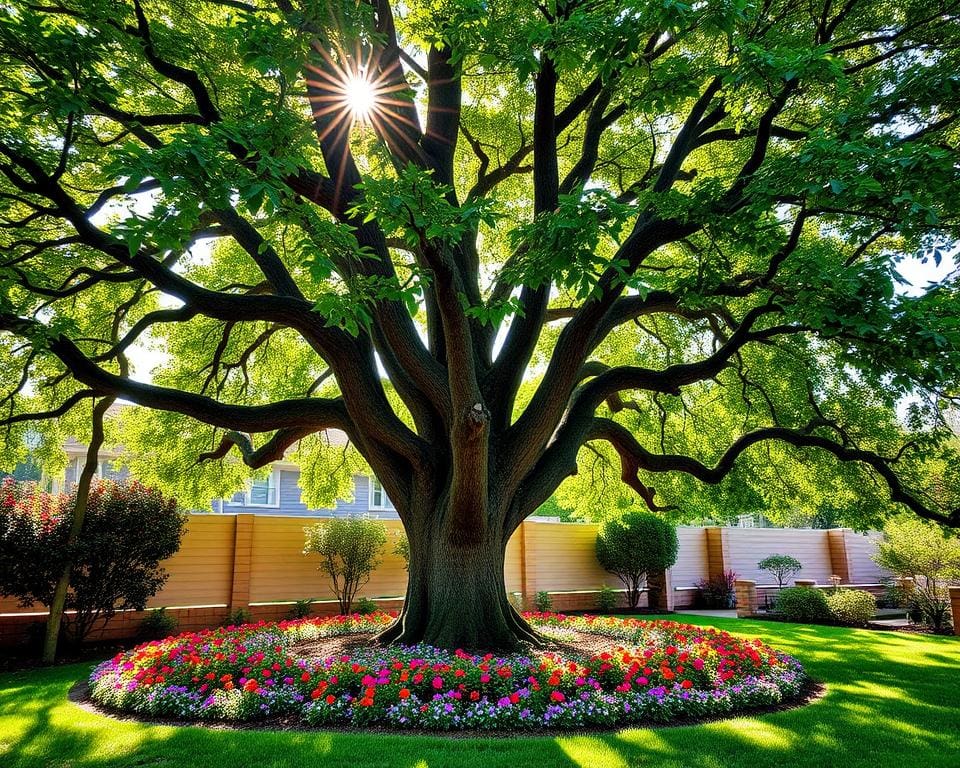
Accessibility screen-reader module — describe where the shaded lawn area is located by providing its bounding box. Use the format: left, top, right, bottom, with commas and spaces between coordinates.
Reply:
1, 614, 958, 768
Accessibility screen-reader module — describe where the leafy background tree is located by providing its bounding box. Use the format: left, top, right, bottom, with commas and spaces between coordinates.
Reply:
0, 0, 958, 647
874, 516, 960, 632
758, 554, 803, 589
303, 516, 388, 614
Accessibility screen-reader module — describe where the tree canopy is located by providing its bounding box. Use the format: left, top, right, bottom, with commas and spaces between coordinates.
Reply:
1, 0, 959, 645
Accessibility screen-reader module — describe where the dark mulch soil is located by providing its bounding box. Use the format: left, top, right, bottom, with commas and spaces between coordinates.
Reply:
65, 630, 827, 737
292, 628, 618, 662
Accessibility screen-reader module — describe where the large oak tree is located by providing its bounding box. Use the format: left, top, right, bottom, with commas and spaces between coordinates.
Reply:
1, 0, 959, 648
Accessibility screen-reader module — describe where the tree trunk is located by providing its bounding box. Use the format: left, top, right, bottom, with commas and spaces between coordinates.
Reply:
376, 511, 540, 650
42, 397, 114, 663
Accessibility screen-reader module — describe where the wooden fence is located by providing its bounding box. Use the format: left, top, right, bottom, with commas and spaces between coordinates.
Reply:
0, 515, 887, 646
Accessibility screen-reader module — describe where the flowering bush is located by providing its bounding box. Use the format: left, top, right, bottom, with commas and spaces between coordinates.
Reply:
89, 612, 806, 730
0, 478, 185, 642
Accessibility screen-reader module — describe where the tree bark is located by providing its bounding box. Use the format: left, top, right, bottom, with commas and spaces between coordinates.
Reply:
42, 396, 114, 663
375, 502, 539, 650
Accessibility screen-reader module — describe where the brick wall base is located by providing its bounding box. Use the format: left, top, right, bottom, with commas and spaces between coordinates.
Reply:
0, 598, 407, 649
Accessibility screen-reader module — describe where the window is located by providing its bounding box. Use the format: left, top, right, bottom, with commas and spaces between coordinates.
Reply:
65, 457, 108, 489
248, 474, 278, 506
224, 469, 281, 508
369, 477, 395, 511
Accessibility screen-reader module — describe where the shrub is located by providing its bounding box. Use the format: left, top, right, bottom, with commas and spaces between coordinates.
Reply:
775, 586, 831, 623
826, 589, 877, 626
354, 596, 378, 615
303, 516, 387, 614
757, 554, 803, 589
0, 478, 185, 643
596, 511, 679, 609
534, 590, 553, 612
597, 584, 618, 613
879, 576, 912, 609
223, 607, 252, 627
873, 516, 960, 633
393, 530, 410, 569
286, 598, 314, 620
139, 607, 178, 640
694, 570, 737, 609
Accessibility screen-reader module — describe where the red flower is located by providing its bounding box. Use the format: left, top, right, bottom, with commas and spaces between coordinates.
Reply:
398, 688, 411, 699
325, 694, 336, 705
243, 679, 259, 693
550, 691, 565, 702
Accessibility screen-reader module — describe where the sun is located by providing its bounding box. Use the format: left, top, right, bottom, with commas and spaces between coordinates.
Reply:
343, 74, 377, 122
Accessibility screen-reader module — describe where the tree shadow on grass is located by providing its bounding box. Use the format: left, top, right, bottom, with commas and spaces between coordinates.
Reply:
1, 619, 957, 768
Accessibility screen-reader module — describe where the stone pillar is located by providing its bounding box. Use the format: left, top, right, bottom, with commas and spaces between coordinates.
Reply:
794, 579, 817, 588
229, 514, 255, 612
827, 529, 851, 583
735, 580, 758, 617
949, 587, 960, 636
647, 569, 675, 611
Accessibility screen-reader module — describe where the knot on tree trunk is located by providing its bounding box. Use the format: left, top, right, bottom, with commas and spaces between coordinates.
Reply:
463, 401, 490, 436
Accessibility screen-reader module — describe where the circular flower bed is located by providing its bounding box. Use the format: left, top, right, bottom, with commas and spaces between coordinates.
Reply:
88, 612, 807, 730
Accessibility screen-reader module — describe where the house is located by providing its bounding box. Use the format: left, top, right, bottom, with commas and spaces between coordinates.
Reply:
53, 434, 400, 519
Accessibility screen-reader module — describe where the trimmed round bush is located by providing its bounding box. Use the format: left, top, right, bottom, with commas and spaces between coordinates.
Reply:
596, 511, 679, 609
826, 589, 877, 626
775, 586, 832, 623
89, 612, 806, 730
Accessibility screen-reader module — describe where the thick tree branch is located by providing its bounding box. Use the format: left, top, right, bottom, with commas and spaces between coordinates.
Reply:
196, 426, 320, 468
587, 417, 960, 527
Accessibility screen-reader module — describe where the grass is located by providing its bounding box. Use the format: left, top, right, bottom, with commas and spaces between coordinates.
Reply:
1, 614, 958, 768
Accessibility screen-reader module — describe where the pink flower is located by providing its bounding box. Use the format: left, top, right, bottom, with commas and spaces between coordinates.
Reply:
432, 676, 444, 689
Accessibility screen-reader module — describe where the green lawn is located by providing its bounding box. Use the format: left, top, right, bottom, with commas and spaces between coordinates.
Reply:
1, 614, 958, 768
